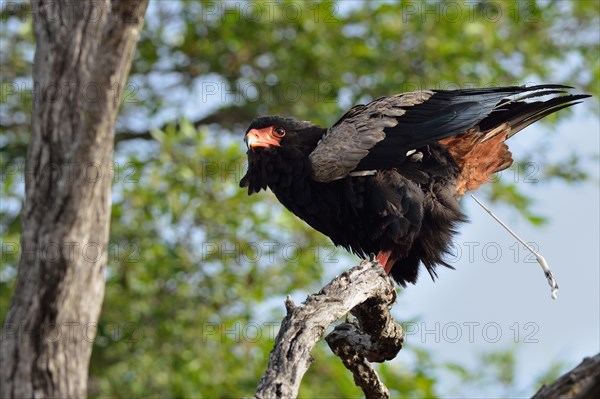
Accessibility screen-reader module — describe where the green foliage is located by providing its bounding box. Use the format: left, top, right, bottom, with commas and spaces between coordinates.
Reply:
91, 124, 327, 397
1, 0, 599, 397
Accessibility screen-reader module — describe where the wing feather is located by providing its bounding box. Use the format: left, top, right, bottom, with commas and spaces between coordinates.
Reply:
308, 85, 586, 182
309, 91, 433, 182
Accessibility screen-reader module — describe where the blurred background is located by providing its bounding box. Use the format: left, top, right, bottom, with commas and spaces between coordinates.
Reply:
1, 1, 599, 397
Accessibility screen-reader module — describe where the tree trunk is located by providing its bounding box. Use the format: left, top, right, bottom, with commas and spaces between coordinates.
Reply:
0, 1, 148, 397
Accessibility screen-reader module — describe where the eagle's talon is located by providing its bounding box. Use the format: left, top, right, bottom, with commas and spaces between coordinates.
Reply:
387, 289, 397, 303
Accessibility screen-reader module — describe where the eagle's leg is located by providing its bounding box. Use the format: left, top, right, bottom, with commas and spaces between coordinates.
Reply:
375, 250, 397, 275
374, 250, 398, 303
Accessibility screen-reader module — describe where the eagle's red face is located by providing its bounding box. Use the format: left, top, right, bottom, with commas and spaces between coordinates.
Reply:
245, 126, 286, 149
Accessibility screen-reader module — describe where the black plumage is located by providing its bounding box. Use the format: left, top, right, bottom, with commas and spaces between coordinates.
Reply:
240, 85, 589, 286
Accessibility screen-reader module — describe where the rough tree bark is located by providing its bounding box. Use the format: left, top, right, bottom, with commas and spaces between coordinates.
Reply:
326, 294, 403, 399
532, 353, 600, 399
254, 261, 403, 399
0, 1, 148, 397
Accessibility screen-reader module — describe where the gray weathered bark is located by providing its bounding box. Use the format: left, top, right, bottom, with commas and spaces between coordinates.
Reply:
326, 294, 404, 399
254, 261, 401, 399
0, 1, 148, 397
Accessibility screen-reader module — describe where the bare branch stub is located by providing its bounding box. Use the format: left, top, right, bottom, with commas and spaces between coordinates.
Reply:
254, 261, 397, 399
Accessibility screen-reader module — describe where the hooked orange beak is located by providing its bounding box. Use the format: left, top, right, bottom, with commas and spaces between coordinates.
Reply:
245, 127, 282, 149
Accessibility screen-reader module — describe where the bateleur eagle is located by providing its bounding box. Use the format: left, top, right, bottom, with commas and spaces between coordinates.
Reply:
240, 85, 589, 286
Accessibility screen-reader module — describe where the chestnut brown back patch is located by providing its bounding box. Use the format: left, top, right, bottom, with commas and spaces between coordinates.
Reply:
439, 127, 513, 196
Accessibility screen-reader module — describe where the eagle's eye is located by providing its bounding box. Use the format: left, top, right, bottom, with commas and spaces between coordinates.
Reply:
273, 126, 286, 138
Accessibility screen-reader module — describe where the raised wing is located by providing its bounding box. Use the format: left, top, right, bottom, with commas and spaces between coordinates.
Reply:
308, 85, 577, 182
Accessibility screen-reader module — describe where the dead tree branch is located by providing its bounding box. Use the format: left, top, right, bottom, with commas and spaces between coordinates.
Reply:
531, 353, 600, 399
254, 261, 402, 399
